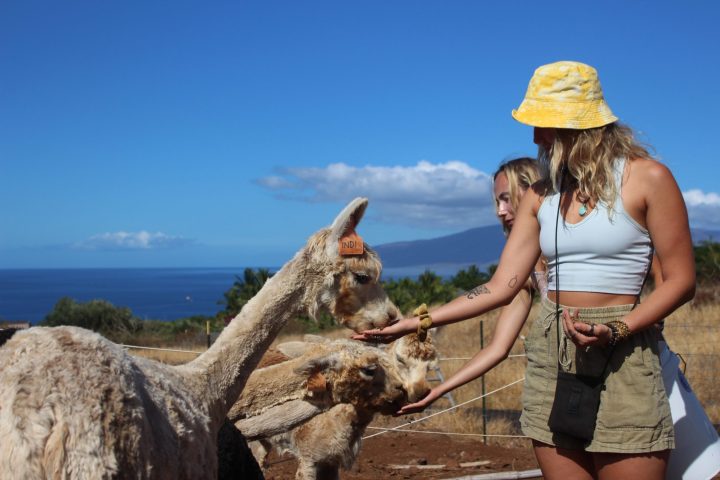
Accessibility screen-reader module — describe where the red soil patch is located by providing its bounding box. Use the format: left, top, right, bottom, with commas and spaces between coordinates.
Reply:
262, 432, 541, 479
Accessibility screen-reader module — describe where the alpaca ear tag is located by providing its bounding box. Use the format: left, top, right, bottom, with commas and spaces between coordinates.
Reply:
306, 372, 328, 393
339, 230, 364, 256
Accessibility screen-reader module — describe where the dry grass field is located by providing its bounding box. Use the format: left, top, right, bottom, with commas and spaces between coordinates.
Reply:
371, 298, 720, 449
663, 301, 720, 424
129, 295, 720, 451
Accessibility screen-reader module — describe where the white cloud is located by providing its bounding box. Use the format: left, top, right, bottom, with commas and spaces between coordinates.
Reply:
683, 189, 720, 229
75, 231, 194, 250
256, 176, 295, 189
684, 189, 720, 207
258, 162, 720, 230
256, 161, 497, 228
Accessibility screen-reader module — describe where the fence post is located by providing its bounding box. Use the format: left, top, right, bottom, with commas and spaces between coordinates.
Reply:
481, 319, 487, 444
206, 320, 211, 348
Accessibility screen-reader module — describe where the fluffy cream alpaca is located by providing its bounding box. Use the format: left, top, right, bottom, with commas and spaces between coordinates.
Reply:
0, 198, 399, 479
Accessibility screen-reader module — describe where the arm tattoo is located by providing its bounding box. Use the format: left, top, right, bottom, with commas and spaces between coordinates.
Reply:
508, 276, 518, 288
466, 284, 490, 300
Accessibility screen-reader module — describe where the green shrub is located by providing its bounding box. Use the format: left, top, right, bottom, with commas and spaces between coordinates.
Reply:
451, 264, 491, 292
42, 297, 141, 342
695, 241, 720, 285
219, 268, 274, 320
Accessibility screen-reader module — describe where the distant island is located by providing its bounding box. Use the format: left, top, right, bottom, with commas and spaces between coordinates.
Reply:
374, 225, 719, 277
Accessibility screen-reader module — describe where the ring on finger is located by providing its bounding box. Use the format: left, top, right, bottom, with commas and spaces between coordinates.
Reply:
589, 323, 596, 336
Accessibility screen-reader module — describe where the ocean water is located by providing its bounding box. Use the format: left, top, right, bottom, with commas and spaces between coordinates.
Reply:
0, 266, 445, 325
0, 268, 260, 324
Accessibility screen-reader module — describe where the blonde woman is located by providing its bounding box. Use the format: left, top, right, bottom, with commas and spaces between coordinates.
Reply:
494, 157, 547, 296
383, 156, 547, 442
357, 61, 695, 479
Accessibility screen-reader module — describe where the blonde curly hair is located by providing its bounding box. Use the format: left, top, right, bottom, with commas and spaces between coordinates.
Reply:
538, 122, 653, 214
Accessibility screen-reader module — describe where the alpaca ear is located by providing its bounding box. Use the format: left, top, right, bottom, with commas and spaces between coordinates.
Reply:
329, 197, 368, 241
296, 354, 340, 394
402, 331, 438, 361
294, 353, 341, 377
408, 329, 433, 344
305, 372, 327, 393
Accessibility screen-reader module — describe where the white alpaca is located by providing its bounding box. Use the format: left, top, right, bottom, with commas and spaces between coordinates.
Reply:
0, 198, 399, 479
252, 333, 438, 480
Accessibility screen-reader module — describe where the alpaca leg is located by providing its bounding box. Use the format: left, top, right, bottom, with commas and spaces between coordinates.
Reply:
295, 458, 319, 480
255, 439, 273, 468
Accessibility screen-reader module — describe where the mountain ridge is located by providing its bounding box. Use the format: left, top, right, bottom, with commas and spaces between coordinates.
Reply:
373, 226, 720, 276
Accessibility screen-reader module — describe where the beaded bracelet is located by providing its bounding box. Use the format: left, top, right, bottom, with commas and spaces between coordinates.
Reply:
606, 320, 631, 347
413, 303, 433, 341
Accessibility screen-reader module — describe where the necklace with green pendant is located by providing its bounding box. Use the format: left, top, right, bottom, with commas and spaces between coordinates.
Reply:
578, 193, 590, 216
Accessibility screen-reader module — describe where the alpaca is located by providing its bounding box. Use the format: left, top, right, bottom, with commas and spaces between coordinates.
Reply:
0, 198, 399, 479
251, 333, 437, 480
385, 331, 437, 404
226, 338, 408, 440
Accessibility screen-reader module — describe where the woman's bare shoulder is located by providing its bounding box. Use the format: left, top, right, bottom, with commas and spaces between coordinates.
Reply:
526, 179, 551, 213
627, 157, 677, 185
626, 157, 684, 220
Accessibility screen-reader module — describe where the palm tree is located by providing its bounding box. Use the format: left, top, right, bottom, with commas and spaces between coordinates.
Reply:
220, 268, 274, 319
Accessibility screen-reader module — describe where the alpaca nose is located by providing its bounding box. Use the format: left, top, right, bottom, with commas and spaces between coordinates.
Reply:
408, 382, 431, 402
412, 383, 432, 403
395, 383, 409, 401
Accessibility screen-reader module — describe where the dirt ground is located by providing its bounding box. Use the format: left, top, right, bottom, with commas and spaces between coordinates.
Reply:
262, 432, 541, 480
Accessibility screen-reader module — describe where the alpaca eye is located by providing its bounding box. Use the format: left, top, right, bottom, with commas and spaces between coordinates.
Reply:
353, 273, 371, 285
360, 365, 377, 377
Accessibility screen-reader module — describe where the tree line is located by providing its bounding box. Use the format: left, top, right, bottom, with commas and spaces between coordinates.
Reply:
39, 241, 719, 343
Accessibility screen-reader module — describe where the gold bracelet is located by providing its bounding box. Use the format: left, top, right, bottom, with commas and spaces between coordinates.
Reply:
413, 303, 433, 341
606, 320, 631, 347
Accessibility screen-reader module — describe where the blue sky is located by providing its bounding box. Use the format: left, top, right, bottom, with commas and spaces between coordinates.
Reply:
2, 1, 719, 268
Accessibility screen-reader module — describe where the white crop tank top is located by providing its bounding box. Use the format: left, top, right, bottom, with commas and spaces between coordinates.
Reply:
537, 158, 652, 295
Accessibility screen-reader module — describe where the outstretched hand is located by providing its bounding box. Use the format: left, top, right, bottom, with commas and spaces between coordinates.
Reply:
351, 317, 417, 344
395, 389, 442, 415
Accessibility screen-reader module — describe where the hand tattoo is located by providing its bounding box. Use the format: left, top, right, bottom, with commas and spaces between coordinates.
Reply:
466, 284, 490, 300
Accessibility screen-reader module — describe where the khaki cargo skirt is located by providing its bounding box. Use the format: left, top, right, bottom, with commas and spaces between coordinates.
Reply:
520, 299, 674, 453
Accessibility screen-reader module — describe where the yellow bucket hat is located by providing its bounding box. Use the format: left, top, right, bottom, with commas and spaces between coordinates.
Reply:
512, 61, 618, 129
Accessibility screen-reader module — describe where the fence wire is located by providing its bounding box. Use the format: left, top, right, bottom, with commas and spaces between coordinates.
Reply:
362, 378, 526, 440
120, 333, 718, 443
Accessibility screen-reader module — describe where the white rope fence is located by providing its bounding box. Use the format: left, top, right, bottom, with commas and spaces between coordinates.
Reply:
120, 344, 529, 441
362, 377, 526, 440
119, 346, 529, 362
365, 427, 528, 439
439, 354, 526, 361
120, 344, 204, 355
118, 344, 530, 359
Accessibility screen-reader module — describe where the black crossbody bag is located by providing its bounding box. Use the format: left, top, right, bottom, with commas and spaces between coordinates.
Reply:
547, 180, 653, 442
